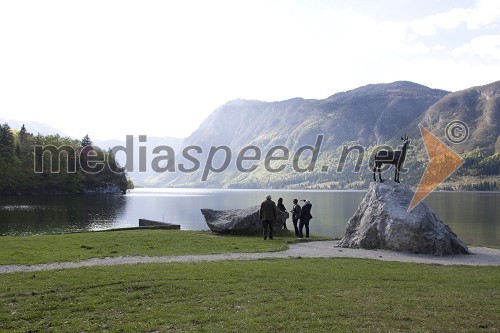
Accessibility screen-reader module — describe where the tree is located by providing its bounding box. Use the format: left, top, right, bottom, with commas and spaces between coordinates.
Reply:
81, 134, 93, 147
19, 124, 28, 142
0, 123, 20, 192
0, 123, 15, 160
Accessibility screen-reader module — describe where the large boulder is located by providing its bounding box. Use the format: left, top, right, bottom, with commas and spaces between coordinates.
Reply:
201, 205, 287, 234
339, 181, 470, 256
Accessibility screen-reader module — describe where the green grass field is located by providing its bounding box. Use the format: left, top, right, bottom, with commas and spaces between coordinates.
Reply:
0, 230, 299, 265
0, 230, 499, 332
1, 259, 499, 332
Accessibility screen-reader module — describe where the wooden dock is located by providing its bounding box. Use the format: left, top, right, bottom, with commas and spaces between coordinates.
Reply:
138, 218, 181, 230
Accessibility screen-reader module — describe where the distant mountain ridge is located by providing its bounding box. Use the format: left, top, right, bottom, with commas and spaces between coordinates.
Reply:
181, 81, 448, 152
419, 80, 500, 154
4, 80, 498, 190
95, 136, 184, 187
144, 80, 499, 189
0, 118, 69, 137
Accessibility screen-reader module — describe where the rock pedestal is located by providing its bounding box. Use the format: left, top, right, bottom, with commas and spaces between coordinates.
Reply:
201, 205, 286, 234
339, 181, 470, 256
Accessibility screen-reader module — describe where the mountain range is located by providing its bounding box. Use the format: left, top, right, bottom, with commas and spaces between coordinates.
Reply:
144, 80, 499, 189
95, 136, 184, 187
0, 118, 69, 137
4, 80, 498, 190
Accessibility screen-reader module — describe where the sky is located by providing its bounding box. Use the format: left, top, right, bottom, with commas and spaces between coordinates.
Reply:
0, 0, 499, 140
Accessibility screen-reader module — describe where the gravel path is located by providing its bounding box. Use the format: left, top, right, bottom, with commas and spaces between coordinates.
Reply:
1, 241, 500, 274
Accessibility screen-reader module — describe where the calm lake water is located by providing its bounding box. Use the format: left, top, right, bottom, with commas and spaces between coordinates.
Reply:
0, 189, 499, 246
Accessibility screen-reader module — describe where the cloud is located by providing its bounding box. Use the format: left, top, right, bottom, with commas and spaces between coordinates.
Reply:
401, 41, 431, 54
410, 8, 469, 36
322, 2, 500, 93
453, 34, 500, 60
467, 0, 500, 29
1, 0, 499, 140
409, 0, 500, 36
327, 8, 407, 54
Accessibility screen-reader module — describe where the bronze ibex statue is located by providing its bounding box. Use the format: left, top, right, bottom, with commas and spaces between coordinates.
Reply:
373, 135, 410, 183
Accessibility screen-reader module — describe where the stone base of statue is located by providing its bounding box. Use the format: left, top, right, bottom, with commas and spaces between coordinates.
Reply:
339, 181, 470, 256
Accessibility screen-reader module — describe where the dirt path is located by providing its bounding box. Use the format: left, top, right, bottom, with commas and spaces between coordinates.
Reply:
1, 241, 500, 274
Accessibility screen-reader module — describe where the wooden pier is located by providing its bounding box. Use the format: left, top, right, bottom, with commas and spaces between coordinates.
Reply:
138, 218, 181, 230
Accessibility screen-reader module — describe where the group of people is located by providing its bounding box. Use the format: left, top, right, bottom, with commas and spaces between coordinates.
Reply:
259, 194, 313, 240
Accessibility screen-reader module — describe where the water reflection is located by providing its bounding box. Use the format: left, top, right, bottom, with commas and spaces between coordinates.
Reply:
0, 189, 498, 247
425, 192, 500, 247
0, 195, 126, 235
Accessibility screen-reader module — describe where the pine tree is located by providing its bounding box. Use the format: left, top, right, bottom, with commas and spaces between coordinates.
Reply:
0, 123, 15, 160
0, 123, 20, 193
81, 134, 93, 147
19, 124, 28, 143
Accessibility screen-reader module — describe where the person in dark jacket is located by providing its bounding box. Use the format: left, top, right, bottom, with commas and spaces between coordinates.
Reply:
299, 200, 312, 238
260, 194, 277, 240
277, 197, 288, 230
290, 199, 301, 237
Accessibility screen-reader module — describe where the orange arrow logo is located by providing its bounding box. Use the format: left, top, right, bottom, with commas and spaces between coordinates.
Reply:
408, 125, 464, 211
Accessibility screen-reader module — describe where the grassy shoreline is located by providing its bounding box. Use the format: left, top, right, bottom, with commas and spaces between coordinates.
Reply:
0, 229, 308, 265
0, 229, 497, 266
0, 230, 499, 332
1, 258, 499, 332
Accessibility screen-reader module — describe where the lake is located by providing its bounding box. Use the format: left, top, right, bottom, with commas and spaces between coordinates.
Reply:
0, 189, 499, 247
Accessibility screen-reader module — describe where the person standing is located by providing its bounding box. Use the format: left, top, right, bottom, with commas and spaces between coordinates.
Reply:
299, 200, 312, 238
277, 197, 288, 230
290, 199, 302, 237
260, 194, 277, 240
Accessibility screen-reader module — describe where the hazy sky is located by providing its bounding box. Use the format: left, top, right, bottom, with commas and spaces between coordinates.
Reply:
1, 0, 499, 140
